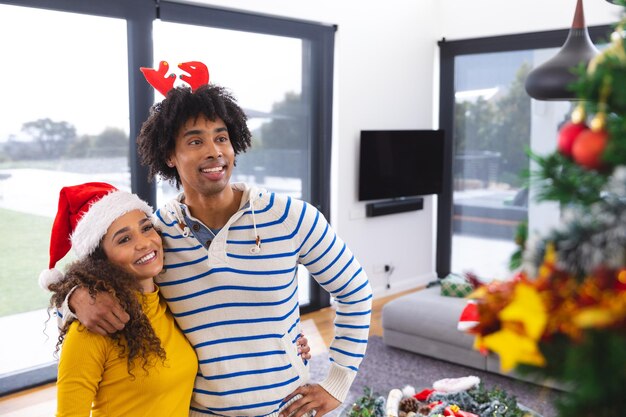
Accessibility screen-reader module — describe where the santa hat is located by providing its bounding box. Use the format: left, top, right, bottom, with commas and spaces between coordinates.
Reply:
457, 300, 480, 332
39, 182, 153, 290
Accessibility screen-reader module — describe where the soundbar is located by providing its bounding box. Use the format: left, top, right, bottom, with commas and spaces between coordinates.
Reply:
365, 197, 424, 217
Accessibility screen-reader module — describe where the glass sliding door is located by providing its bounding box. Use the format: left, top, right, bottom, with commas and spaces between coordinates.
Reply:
155, 2, 335, 311
452, 50, 535, 279
0, 3, 130, 391
438, 27, 611, 281
154, 22, 310, 304
0, 0, 334, 394
153, 23, 307, 201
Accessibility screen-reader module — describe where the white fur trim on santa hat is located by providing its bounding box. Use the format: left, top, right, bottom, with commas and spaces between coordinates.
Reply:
402, 385, 416, 398
433, 376, 480, 393
70, 190, 153, 259
39, 268, 64, 290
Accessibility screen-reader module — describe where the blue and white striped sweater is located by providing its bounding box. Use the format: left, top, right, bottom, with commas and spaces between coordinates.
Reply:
154, 183, 372, 417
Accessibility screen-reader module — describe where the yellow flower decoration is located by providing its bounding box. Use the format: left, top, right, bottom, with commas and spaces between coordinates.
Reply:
481, 283, 548, 372
499, 283, 548, 340
482, 327, 546, 372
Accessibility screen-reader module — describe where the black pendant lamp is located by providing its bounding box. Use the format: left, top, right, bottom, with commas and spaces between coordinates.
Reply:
525, 0, 599, 101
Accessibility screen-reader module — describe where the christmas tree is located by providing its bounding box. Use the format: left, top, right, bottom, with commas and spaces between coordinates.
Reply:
462, 3, 626, 417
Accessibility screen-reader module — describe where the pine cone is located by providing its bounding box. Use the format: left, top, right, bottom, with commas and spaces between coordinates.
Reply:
417, 404, 431, 416
399, 397, 419, 413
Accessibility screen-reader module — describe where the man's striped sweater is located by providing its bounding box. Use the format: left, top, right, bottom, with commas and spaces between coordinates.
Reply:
153, 183, 372, 417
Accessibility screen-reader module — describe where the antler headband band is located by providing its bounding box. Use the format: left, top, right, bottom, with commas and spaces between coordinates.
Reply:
140, 60, 209, 97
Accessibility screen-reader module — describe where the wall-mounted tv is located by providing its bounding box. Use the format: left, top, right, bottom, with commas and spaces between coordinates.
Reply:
358, 130, 445, 201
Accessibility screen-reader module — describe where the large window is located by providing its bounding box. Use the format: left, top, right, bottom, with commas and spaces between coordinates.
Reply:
154, 23, 306, 200
153, 19, 315, 306
0, 2, 130, 394
437, 27, 612, 279
0, 0, 334, 395
154, 0, 335, 313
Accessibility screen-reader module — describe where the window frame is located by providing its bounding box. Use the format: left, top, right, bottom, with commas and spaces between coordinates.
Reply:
436, 25, 613, 278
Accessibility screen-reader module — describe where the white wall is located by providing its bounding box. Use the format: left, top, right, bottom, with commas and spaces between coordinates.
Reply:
330, 0, 442, 295
178, 0, 623, 297
439, 0, 621, 40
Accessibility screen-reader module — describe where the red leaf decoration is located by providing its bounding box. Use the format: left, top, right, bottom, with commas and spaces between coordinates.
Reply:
178, 61, 209, 91
140, 61, 176, 97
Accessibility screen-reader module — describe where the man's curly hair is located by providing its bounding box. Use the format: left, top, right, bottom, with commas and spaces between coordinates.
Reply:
48, 247, 166, 376
137, 84, 252, 188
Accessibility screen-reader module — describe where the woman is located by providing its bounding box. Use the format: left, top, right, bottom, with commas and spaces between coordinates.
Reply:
41, 182, 310, 417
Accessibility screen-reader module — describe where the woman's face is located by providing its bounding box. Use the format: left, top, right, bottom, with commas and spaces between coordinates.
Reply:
101, 210, 163, 282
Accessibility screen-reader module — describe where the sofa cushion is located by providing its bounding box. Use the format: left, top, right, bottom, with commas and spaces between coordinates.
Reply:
440, 274, 474, 298
382, 287, 476, 350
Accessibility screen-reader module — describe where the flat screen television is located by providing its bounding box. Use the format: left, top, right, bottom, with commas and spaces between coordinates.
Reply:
358, 129, 445, 201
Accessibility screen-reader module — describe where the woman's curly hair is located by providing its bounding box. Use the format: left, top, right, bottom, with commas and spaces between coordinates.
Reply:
137, 84, 252, 188
48, 247, 166, 376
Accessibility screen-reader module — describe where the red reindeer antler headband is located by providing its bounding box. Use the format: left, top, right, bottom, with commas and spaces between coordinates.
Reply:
140, 60, 209, 97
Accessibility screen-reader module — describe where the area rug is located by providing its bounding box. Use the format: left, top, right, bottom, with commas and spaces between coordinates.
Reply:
309, 336, 560, 417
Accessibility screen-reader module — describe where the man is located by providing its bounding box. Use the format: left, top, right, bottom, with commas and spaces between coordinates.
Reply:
67, 80, 372, 417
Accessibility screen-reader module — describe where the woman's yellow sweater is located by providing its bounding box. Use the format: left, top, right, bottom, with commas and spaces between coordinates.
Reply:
56, 289, 198, 417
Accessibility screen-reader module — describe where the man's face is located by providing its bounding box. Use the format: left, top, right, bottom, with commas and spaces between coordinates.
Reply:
169, 115, 235, 198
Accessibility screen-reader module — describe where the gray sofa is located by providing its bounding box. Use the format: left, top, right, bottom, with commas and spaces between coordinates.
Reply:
382, 286, 489, 369
382, 286, 558, 386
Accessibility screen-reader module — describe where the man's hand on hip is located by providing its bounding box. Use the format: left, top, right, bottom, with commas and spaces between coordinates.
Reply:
280, 383, 341, 417
69, 287, 129, 336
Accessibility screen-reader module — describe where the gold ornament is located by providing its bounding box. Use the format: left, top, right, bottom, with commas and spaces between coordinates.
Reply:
590, 112, 607, 132
571, 104, 586, 124
589, 74, 612, 132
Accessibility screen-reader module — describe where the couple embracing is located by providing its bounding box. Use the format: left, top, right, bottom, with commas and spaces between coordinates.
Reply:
42, 62, 372, 417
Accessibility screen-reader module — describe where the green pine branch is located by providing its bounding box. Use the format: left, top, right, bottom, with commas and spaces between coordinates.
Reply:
527, 151, 608, 207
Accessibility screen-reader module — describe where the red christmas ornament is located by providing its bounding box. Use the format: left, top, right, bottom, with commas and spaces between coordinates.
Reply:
571, 128, 608, 170
558, 122, 587, 157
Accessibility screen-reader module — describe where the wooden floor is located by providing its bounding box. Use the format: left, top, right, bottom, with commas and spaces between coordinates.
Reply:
0, 287, 421, 416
